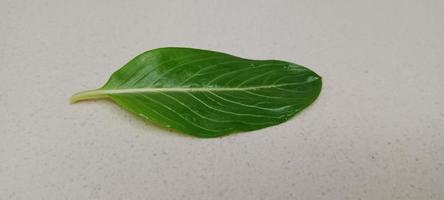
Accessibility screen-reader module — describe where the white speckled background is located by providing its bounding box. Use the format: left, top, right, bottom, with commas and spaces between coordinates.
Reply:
1, 0, 443, 199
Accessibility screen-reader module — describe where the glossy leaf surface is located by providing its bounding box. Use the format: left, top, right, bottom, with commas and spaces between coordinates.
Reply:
71, 47, 322, 137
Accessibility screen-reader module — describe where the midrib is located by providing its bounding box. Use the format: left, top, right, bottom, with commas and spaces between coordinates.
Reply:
70, 83, 297, 103
100, 83, 297, 94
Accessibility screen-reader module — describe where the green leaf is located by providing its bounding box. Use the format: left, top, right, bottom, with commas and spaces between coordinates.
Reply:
71, 47, 322, 138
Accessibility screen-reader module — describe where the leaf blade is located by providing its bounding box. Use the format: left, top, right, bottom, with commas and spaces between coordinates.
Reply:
71, 47, 322, 137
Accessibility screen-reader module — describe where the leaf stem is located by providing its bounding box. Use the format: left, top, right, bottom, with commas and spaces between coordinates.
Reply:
70, 89, 109, 103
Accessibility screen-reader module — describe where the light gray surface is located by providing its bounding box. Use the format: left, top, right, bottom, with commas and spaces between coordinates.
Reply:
1, 0, 443, 199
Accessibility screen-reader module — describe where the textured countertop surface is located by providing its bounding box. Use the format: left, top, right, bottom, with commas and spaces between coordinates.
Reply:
1, 0, 443, 199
